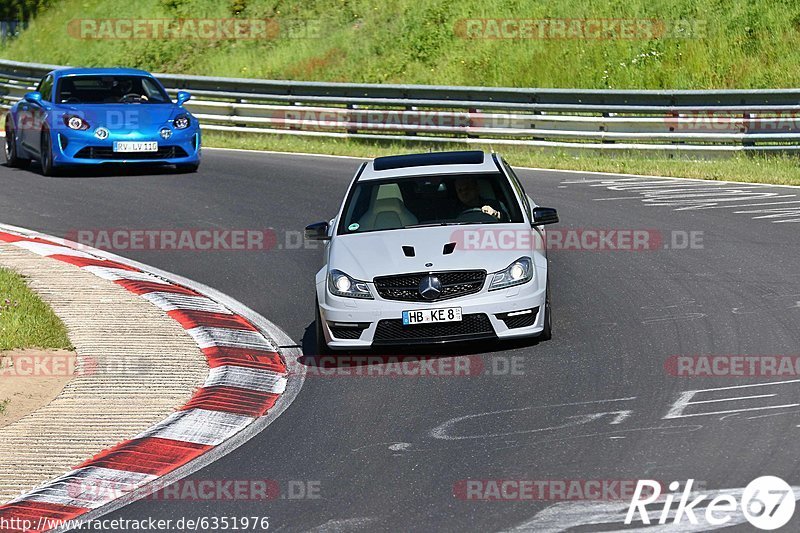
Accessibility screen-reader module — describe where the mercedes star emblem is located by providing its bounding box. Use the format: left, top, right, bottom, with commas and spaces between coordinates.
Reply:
419, 275, 442, 300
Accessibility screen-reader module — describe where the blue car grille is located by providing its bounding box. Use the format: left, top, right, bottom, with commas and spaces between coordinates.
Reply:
74, 146, 188, 160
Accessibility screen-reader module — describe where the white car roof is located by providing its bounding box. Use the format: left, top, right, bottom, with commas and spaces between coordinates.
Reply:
358, 151, 501, 181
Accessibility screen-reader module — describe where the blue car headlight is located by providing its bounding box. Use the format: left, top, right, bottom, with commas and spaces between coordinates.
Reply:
327, 269, 373, 299
489, 257, 534, 291
173, 115, 190, 129
63, 115, 90, 131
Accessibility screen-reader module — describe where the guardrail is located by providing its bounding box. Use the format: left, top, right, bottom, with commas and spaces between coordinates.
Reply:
2, 58, 800, 155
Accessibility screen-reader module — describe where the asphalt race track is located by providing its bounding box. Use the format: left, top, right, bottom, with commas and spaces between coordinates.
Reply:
2, 143, 800, 532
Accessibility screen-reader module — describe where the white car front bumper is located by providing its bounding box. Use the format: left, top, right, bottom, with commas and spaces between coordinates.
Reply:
316, 273, 547, 350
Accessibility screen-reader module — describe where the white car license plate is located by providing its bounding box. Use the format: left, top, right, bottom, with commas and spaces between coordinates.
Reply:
402, 307, 462, 325
113, 141, 158, 153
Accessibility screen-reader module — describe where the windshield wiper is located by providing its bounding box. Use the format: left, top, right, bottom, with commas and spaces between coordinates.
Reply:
402, 221, 485, 229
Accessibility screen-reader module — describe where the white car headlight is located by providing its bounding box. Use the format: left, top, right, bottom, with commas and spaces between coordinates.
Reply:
328, 269, 373, 299
489, 257, 534, 291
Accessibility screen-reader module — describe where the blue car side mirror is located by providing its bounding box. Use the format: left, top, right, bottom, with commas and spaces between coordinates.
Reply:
24, 91, 43, 104
176, 91, 191, 105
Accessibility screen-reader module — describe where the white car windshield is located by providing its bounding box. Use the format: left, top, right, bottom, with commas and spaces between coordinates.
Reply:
339, 173, 524, 235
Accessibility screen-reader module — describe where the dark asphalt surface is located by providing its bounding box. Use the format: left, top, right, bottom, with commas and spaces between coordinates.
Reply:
2, 145, 800, 532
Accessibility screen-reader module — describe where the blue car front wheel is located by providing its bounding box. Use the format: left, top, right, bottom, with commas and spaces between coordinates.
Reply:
40, 128, 58, 177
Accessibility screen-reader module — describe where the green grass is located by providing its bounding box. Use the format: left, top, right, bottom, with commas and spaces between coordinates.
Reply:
0, 267, 72, 351
2, 0, 800, 89
203, 131, 800, 186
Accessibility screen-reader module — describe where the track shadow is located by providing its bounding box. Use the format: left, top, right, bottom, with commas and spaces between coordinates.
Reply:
3, 161, 187, 178
298, 319, 542, 370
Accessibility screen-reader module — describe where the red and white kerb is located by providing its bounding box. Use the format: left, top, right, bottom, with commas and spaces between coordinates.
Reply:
0, 230, 288, 532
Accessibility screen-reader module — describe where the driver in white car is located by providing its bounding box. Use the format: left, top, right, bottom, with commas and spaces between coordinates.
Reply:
454, 176, 509, 221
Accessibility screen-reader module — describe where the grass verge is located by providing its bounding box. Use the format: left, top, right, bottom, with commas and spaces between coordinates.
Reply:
3, 0, 800, 90
0, 266, 72, 410
0, 267, 72, 351
203, 131, 800, 186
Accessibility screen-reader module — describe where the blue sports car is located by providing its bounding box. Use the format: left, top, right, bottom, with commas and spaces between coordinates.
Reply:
4, 67, 201, 175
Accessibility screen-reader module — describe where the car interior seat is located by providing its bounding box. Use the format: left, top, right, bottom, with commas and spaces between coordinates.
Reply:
358, 184, 418, 230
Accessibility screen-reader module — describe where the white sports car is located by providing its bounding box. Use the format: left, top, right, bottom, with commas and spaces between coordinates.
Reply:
305, 150, 559, 353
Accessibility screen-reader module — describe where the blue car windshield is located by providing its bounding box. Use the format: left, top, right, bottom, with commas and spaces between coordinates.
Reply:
55, 75, 171, 104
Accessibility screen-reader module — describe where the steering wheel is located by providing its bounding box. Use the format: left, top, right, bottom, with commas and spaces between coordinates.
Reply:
456, 207, 499, 223
120, 93, 143, 103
